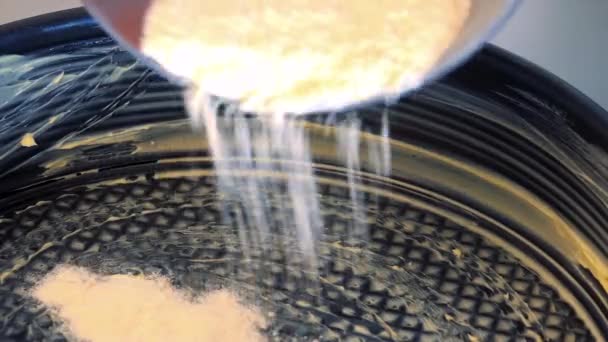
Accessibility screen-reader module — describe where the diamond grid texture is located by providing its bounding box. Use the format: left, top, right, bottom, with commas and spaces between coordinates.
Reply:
0, 174, 595, 341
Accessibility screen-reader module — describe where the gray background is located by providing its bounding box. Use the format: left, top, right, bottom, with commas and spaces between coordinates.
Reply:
0, 0, 606, 110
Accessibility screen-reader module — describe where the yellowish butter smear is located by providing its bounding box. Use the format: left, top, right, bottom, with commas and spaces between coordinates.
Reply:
20, 133, 37, 147
32, 266, 267, 342
142, 0, 471, 114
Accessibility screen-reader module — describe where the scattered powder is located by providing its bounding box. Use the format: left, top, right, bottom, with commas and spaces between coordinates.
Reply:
32, 265, 267, 342
20, 133, 37, 147
141, 0, 471, 114
468, 334, 481, 342
452, 248, 463, 258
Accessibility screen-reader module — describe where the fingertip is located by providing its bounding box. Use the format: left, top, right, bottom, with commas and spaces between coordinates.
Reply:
82, 0, 153, 49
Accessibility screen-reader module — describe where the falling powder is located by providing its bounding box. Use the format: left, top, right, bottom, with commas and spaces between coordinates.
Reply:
32, 265, 267, 342
135, 0, 470, 268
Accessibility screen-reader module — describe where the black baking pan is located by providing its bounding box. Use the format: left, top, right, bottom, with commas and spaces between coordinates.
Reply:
0, 8, 607, 341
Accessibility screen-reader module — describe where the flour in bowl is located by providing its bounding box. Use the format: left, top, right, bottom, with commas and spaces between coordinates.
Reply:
141, 0, 471, 114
